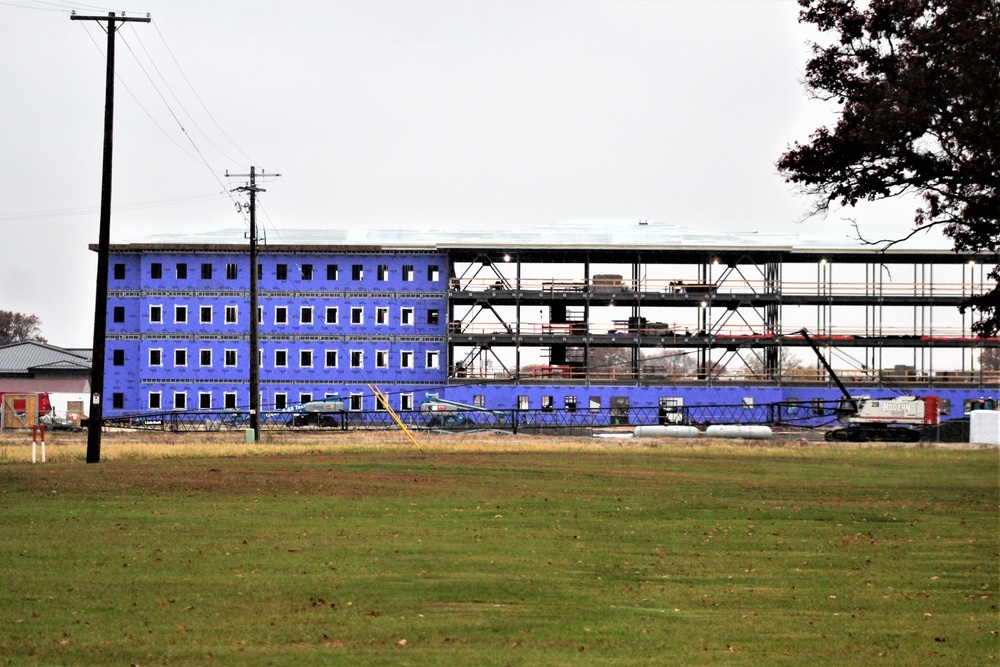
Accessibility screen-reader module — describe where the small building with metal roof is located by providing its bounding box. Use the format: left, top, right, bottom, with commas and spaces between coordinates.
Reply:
0, 341, 92, 423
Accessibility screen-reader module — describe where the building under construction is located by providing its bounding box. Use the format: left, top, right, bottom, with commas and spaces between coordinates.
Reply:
96, 219, 998, 424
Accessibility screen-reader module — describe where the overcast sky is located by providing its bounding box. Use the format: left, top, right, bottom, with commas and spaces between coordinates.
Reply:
1, 0, 930, 348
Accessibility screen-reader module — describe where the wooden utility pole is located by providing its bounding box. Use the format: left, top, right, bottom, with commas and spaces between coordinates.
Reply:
230, 168, 279, 442
72, 11, 151, 464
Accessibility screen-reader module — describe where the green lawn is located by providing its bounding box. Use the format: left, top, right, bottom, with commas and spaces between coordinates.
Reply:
0, 446, 996, 665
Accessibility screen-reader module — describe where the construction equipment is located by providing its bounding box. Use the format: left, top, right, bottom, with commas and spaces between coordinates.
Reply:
285, 395, 346, 428
419, 395, 511, 428
797, 329, 939, 442
40, 412, 82, 431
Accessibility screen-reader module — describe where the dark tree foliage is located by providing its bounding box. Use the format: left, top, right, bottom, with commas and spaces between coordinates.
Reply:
779, 0, 1000, 336
0, 310, 47, 346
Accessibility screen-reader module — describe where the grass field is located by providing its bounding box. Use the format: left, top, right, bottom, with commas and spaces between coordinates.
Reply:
0, 434, 996, 665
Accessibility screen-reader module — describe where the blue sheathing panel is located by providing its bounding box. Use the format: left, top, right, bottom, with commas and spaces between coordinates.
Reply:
104, 250, 449, 417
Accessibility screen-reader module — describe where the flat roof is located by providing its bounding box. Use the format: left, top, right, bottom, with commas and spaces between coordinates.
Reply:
101, 219, 968, 258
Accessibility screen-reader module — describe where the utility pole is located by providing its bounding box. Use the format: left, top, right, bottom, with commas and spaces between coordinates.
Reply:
230, 168, 279, 442
72, 11, 151, 464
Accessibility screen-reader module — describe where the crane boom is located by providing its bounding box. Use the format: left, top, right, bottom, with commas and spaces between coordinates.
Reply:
796, 329, 858, 413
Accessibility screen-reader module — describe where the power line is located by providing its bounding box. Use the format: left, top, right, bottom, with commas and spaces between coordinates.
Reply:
151, 20, 257, 166
115, 30, 213, 164
116, 35, 251, 226
0, 0, 114, 12
0, 1, 71, 12
50, 0, 108, 9
78, 21, 201, 162
127, 23, 246, 167
78, 22, 251, 225
256, 197, 282, 246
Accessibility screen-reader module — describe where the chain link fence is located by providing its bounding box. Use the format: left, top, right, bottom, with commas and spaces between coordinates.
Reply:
100, 400, 843, 435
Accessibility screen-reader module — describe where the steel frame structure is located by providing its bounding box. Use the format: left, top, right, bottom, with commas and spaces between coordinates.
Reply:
446, 245, 998, 389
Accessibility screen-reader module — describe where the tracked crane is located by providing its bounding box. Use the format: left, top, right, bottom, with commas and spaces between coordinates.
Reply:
797, 329, 939, 442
